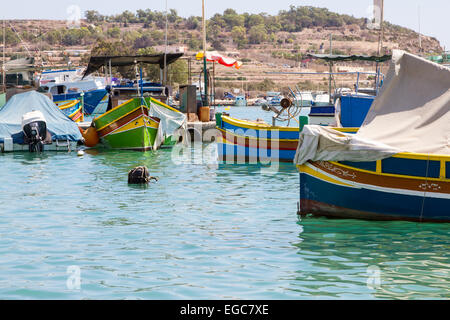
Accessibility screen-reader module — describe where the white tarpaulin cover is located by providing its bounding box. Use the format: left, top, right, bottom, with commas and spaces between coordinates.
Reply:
147, 98, 187, 150
0, 91, 82, 144
295, 50, 450, 165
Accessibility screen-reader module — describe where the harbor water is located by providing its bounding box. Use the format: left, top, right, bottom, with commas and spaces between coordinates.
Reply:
0, 107, 448, 299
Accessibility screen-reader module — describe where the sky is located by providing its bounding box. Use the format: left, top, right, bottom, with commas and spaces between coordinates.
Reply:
1, 0, 449, 49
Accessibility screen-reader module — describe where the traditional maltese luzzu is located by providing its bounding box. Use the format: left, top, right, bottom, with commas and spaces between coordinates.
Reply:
295, 50, 450, 222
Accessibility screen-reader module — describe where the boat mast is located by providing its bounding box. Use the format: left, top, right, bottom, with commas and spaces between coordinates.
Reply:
329, 34, 332, 103
202, 0, 208, 107
164, 0, 168, 87
376, 0, 384, 94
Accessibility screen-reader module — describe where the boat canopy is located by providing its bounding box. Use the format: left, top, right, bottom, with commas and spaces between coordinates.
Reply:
295, 50, 450, 165
307, 54, 392, 63
0, 91, 82, 144
82, 54, 184, 79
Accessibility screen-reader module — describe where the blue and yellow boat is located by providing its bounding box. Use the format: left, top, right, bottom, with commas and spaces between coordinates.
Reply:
295, 50, 450, 222
297, 153, 450, 222
57, 100, 84, 123
216, 113, 358, 163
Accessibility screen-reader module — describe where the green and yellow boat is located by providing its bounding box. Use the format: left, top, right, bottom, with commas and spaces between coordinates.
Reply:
93, 97, 161, 151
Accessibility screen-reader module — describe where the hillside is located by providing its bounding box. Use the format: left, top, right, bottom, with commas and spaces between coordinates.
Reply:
0, 6, 444, 96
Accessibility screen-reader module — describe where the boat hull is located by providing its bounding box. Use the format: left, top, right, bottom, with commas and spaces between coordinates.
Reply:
53, 89, 109, 115
217, 114, 358, 163
298, 156, 450, 222
93, 99, 159, 151
58, 100, 84, 123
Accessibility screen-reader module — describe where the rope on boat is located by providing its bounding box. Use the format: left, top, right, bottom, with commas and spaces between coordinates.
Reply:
419, 156, 431, 222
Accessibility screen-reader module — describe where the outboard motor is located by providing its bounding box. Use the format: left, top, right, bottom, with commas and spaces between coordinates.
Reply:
22, 110, 48, 152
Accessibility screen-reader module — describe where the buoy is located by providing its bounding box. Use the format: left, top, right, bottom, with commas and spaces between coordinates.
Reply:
128, 166, 159, 185
81, 126, 99, 148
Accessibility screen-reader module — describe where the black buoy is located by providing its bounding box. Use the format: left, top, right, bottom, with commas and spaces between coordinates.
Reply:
128, 166, 158, 184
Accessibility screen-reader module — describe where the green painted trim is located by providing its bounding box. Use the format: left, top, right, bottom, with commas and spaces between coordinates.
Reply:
101, 125, 158, 150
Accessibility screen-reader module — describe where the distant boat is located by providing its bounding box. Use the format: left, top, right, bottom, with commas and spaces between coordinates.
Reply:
39, 79, 109, 115
293, 92, 314, 107
254, 98, 267, 106
58, 100, 84, 123
266, 92, 283, 106
313, 93, 331, 106
234, 95, 247, 106
216, 113, 358, 163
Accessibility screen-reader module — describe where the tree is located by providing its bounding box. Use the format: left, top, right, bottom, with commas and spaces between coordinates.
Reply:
248, 25, 268, 44
186, 16, 200, 30
223, 9, 245, 30
107, 27, 121, 38
85, 10, 103, 23
231, 26, 247, 48
212, 39, 226, 51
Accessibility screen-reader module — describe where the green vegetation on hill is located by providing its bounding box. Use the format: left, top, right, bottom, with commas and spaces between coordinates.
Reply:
0, 5, 442, 55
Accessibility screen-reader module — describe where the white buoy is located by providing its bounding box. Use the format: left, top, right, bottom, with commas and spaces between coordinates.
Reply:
77, 150, 85, 157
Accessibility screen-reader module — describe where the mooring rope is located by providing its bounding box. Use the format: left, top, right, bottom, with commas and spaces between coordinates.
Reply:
419, 156, 431, 222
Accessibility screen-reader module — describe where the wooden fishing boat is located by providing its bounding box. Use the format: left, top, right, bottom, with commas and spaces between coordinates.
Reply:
58, 100, 84, 123
295, 50, 450, 222
216, 113, 358, 163
93, 97, 160, 151
297, 153, 450, 222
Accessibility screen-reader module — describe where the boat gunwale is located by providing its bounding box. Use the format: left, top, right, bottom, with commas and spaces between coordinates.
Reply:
297, 156, 450, 183
58, 100, 80, 110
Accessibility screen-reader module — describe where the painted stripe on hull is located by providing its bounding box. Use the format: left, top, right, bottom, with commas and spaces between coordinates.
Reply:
219, 129, 299, 150
218, 142, 295, 163
97, 108, 158, 138
309, 161, 450, 196
222, 120, 300, 140
101, 125, 158, 150
299, 167, 450, 222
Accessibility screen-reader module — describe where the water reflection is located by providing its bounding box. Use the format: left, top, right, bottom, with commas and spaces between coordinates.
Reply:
294, 218, 450, 299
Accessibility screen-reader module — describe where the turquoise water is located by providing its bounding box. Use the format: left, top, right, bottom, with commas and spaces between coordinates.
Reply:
0, 107, 448, 300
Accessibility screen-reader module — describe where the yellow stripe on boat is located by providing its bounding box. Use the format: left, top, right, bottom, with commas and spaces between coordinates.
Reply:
330, 157, 450, 182
94, 98, 135, 122
112, 116, 159, 135
96, 105, 149, 131
222, 115, 300, 131
217, 127, 299, 142
59, 100, 80, 110
297, 163, 355, 187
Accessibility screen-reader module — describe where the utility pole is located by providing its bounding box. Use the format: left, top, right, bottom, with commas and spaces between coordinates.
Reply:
376, 0, 385, 94
202, 0, 208, 106
329, 34, 332, 103
377, 0, 385, 56
2, 20, 5, 93
164, 0, 168, 87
